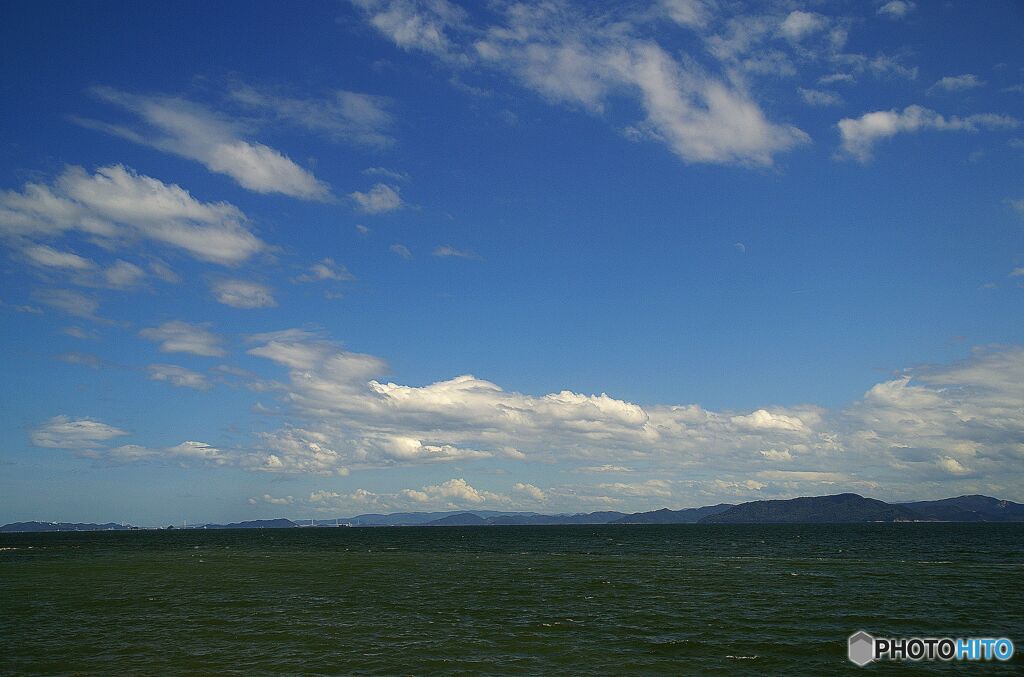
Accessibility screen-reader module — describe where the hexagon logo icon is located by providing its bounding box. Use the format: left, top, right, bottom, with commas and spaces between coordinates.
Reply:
848, 630, 875, 667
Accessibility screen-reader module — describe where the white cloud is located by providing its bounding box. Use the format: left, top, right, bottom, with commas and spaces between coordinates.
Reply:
400, 478, 505, 506
23, 244, 94, 270
578, 464, 634, 473
20, 244, 147, 290
349, 183, 404, 213
148, 364, 213, 391
0, 300, 43, 314
877, 1, 915, 19
356, 1, 808, 167
838, 105, 1020, 162
103, 440, 228, 465
352, 0, 466, 57
148, 259, 179, 283
819, 73, 855, 85
102, 260, 146, 288
731, 409, 811, 433
230, 85, 394, 148
928, 74, 984, 94
294, 258, 355, 283
597, 479, 674, 499
798, 88, 841, 107
31, 288, 100, 320
0, 165, 265, 265
140, 321, 225, 357
249, 493, 295, 506
62, 326, 99, 340
779, 11, 827, 41
240, 329, 829, 480
363, 167, 409, 181
512, 482, 546, 501
37, 322, 1024, 501
211, 279, 277, 309
81, 88, 329, 200
756, 470, 846, 482
661, 0, 713, 29
432, 244, 479, 259
56, 352, 104, 369
31, 415, 128, 449
937, 457, 970, 475
390, 243, 412, 259
232, 328, 1024, 499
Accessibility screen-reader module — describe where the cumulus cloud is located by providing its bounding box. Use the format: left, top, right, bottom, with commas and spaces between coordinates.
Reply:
236, 328, 833, 481
147, 364, 213, 391
211, 279, 277, 309
230, 85, 394, 148
837, 105, 1019, 162
140, 321, 226, 357
0, 165, 265, 265
353, 0, 808, 167
33, 337, 1024, 503
512, 482, 546, 501
349, 183, 404, 213
79, 87, 329, 200
400, 478, 506, 506
31, 415, 128, 449
233, 328, 1024, 500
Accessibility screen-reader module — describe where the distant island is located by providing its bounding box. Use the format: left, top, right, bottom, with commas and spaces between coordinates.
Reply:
3, 494, 1023, 533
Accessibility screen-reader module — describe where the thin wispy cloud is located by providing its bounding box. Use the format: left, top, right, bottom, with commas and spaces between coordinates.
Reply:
0, 164, 265, 265
77, 87, 330, 200
139, 321, 226, 357
432, 244, 480, 259
230, 85, 395, 148
211, 279, 278, 309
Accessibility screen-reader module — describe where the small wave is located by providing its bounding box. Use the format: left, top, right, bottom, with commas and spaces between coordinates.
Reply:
726, 655, 759, 660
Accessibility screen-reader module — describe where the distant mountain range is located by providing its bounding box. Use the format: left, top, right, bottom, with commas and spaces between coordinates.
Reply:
3, 494, 1022, 532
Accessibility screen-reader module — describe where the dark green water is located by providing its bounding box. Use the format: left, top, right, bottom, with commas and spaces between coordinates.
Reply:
1, 524, 1021, 674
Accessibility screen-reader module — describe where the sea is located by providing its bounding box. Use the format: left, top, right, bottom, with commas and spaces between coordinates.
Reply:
2, 523, 1021, 674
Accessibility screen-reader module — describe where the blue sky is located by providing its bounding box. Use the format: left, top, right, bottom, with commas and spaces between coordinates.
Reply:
1, 0, 1022, 525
